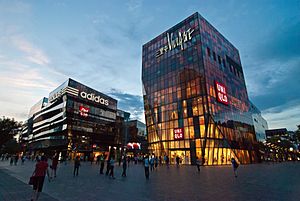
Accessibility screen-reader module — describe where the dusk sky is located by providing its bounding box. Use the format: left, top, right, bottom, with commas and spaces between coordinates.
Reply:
0, 0, 299, 130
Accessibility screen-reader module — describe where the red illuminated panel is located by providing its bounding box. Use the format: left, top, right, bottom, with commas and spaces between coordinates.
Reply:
79, 106, 89, 117
215, 81, 228, 105
174, 128, 184, 140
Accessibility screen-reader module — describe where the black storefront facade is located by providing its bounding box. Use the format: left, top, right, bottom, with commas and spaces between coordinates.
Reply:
23, 78, 124, 159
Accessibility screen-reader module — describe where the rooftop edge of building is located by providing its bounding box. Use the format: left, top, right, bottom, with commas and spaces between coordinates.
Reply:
142, 12, 239, 55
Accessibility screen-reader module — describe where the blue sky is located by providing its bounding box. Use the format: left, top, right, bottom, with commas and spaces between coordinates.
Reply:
0, 0, 299, 130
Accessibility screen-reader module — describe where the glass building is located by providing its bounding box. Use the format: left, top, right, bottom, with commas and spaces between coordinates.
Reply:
22, 78, 125, 159
142, 12, 259, 165
250, 101, 268, 142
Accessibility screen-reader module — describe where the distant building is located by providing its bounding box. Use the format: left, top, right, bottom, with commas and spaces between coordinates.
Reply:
126, 120, 147, 154
266, 128, 288, 139
249, 101, 268, 142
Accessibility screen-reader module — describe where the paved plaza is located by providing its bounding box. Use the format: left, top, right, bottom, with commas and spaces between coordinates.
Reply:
0, 159, 300, 201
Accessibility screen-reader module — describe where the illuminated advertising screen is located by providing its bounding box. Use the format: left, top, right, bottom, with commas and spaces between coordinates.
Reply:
174, 128, 184, 140
126, 142, 141, 150
215, 81, 228, 105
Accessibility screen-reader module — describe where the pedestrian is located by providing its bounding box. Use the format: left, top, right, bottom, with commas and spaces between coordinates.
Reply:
90, 155, 94, 165
196, 157, 201, 172
150, 155, 155, 171
154, 156, 158, 169
30, 155, 50, 201
159, 156, 162, 166
127, 156, 131, 168
166, 155, 169, 168
121, 156, 127, 177
14, 154, 19, 165
50, 153, 59, 178
109, 157, 115, 179
96, 155, 100, 165
118, 156, 122, 166
231, 158, 239, 178
73, 156, 80, 176
99, 154, 105, 174
21, 155, 26, 165
105, 157, 111, 176
144, 155, 150, 179
10, 155, 14, 165
176, 156, 180, 167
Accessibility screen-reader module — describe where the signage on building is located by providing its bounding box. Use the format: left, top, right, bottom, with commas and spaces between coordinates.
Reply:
174, 128, 184, 140
127, 142, 141, 150
79, 106, 89, 117
156, 28, 194, 57
215, 81, 228, 105
80, 92, 109, 106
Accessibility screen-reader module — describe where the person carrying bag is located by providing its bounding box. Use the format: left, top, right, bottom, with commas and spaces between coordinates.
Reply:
30, 155, 50, 201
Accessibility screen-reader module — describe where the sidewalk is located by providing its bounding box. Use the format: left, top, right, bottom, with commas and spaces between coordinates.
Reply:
0, 168, 58, 201
1, 160, 300, 201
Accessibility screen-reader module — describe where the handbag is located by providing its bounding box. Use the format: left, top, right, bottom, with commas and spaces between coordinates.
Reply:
29, 171, 36, 185
29, 176, 36, 185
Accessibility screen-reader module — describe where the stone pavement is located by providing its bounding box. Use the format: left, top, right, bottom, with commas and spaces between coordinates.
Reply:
0, 167, 58, 201
0, 159, 300, 201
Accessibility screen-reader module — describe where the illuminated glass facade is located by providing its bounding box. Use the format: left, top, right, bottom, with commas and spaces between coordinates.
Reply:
142, 12, 258, 165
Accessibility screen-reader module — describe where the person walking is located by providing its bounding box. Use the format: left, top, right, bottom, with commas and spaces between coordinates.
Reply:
14, 154, 19, 165
176, 156, 180, 167
50, 153, 59, 178
231, 158, 239, 178
121, 156, 127, 177
30, 155, 50, 201
10, 155, 14, 165
21, 155, 26, 165
154, 156, 158, 169
166, 155, 169, 168
109, 157, 115, 179
196, 157, 202, 172
73, 156, 80, 176
127, 156, 131, 168
150, 155, 155, 171
99, 154, 105, 174
96, 155, 100, 165
144, 155, 150, 179
105, 157, 111, 176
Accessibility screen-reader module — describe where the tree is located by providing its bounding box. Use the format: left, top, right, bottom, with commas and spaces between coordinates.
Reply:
1, 139, 21, 154
296, 124, 300, 143
0, 116, 22, 146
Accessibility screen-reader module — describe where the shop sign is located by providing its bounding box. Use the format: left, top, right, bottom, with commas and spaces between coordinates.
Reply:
156, 28, 194, 57
80, 91, 109, 106
79, 106, 89, 117
215, 81, 228, 105
174, 128, 184, 140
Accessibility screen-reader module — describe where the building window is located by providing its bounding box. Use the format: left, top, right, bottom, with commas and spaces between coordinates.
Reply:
213, 52, 216, 61
207, 47, 211, 57
218, 55, 221, 65
222, 59, 226, 68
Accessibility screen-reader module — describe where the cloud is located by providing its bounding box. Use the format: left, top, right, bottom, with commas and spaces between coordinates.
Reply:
256, 19, 300, 62
11, 36, 50, 65
108, 89, 144, 122
126, 0, 143, 12
262, 100, 300, 131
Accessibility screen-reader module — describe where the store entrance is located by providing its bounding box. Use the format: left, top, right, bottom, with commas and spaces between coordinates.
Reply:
170, 150, 190, 165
